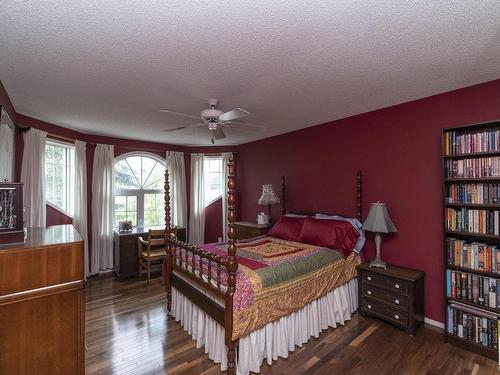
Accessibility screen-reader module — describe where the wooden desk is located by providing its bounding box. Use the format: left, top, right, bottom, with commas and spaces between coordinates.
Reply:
113, 226, 186, 279
0, 225, 85, 374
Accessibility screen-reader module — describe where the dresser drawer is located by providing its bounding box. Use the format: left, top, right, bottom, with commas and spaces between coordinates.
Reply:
362, 271, 408, 295
360, 284, 408, 310
361, 297, 408, 327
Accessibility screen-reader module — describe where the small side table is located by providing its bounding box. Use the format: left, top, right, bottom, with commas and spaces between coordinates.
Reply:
234, 221, 271, 240
357, 262, 424, 335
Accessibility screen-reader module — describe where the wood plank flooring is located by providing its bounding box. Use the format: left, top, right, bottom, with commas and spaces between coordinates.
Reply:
86, 275, 499, 374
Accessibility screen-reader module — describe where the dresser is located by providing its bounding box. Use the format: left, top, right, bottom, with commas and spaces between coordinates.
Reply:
357, 262, 424, 335
0, 225, 85, 374
113, 226, 186, 279
234, 221, 271, 240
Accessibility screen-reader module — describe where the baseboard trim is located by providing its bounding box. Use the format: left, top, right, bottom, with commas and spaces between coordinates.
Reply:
424, 317, 445, 329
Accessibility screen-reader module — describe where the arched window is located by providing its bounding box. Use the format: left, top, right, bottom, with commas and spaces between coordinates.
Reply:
114, 152, 166, 228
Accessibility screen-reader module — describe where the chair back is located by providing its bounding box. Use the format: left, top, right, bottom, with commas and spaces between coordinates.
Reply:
145, 229, 165, 256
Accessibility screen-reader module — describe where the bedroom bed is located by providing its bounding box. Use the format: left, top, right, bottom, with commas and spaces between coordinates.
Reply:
162, 157, 364, 375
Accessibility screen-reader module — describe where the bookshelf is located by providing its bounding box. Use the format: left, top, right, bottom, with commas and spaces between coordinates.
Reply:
443, 119, 500, 361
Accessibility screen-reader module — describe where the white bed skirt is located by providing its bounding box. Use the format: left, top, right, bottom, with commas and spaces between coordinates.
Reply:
171, 278, 358, 375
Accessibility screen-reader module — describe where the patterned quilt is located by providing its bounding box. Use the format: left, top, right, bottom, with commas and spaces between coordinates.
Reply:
177, 236, 361, 340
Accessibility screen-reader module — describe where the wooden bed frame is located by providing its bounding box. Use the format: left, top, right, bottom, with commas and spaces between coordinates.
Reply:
163, 157, 362, 375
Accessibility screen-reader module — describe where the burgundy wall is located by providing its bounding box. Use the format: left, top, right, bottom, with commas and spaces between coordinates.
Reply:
236, 79, 500, 323
204, 198, 223, 243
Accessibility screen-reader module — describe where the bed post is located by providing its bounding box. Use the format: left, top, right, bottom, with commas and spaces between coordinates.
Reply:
225, 156, 238, 375
164, 169, 173, 313
356, 170, 362, 221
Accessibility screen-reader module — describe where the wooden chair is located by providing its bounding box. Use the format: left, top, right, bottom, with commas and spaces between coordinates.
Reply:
138, 228, 177, 284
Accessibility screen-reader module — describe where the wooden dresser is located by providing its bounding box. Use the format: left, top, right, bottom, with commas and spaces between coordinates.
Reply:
113, 226, 186, 279
234, 221, 271, 240
357, 262, 424, 335
0, 225, 85, 374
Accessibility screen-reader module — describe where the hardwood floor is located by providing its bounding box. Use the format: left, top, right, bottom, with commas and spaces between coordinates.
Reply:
86, 275, 498, 375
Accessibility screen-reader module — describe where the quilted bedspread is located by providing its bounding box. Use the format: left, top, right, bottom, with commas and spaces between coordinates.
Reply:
193, 236, 362, 340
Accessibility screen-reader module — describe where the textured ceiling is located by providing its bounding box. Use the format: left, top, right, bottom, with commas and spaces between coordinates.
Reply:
1, 1, 500, 146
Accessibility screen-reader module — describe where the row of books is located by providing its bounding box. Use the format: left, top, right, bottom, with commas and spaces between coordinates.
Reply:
446, 208, 500, 236
446, 183, 500, 205
446, 270, 500, 308
447, 238, 500, 273
444, 157, 500, 179
444, 130, 500, 155
447, 303, 499, 350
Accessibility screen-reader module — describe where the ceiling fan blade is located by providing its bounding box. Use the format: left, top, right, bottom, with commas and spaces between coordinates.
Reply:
218, 108, 249, 122
159, 109, 202, 120
227, 121, 267, 130
162, 123, 202, 132
211, 127, 226, 140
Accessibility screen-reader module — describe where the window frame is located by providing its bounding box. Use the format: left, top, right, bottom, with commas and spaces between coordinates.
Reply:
45, 138, 75, 217
203, 155, 223, 207
113, 151, 166, 228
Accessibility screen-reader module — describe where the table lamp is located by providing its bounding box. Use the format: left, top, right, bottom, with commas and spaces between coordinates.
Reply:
258, 184, 280, 224
362, 202, 397, 269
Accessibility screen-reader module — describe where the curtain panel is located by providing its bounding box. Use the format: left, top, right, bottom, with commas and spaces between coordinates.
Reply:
188, 153, 205, 244
91, 144, 114, 274
20, 128, 47, 227
166, 151, 187, 228
74, 140, 89, 277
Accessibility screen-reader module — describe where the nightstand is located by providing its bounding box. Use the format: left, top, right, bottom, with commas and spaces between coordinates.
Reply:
234, 221, 271, 240
357, 262, 424, 335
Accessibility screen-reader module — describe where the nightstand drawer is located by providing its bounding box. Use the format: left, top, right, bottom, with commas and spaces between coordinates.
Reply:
360, 284, 408, 310
361, 298, 408, 327
362, 271, 408, 295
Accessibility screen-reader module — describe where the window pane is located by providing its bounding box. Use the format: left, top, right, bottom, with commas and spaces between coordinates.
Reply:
45, 141, 75, 215
115, 159, 139, 189
126, 156, 143, 187
204, 157, 223, 206
115, 196, 126, 211
144, 193, 165, 227
143, 162, 165, 189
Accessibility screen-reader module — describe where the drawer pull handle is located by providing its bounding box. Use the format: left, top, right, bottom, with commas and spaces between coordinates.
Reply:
367, 276, 372, 281
367, 290, 372, 295
395, 284, 400, 289
367, 304, 372, 309
395, 299, 400, 304
394, 314, 399, 320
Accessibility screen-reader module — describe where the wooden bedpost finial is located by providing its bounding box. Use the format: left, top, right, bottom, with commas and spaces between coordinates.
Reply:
356, 170, 362, 221
281, 176, 286, 215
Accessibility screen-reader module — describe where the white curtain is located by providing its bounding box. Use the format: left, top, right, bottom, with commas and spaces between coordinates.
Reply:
74, 141, 89, 277
189, 153, 205, 244
0, 124, 14, 182
221, 152, 233, 242
91, 144, 114, 274
20, 128, 47, 227
166, 151, 188, 228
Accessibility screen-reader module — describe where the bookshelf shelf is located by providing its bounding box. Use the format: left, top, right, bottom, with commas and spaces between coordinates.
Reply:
443, 121, 500, 361
447, 265, 500, 279
447, 298, 500, 316
444, 150, 500, 159
445, 203, 500, 210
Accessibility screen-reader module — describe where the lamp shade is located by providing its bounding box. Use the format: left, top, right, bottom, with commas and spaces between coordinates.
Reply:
362, 202, 397, 233
258, 184, 280, 205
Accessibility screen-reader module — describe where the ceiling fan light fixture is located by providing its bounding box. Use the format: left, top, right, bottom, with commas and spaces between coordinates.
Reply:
207, 120, 218, 130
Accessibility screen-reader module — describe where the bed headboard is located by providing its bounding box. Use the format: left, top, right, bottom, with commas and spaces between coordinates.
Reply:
284, 170, 363, 221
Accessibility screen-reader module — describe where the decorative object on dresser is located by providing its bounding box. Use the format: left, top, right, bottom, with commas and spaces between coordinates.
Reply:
442, 120, 500, 360
0, 182, 24, 245
138, 228, 177, 284
113, 226, 186, 279
118, 220, 133, 232
257, 184, 280, 224
357, 262, 424, 335
0, 225, 85, 374
234, 221, 271, 240
362, 202, 397, 269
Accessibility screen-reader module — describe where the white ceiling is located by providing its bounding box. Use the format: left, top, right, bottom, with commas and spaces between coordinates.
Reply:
1, 1, 500, 146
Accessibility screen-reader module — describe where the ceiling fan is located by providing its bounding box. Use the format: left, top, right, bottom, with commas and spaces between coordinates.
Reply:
159, 99, 264, 144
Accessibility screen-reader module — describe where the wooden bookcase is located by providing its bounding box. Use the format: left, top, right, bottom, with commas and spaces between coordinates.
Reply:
442, 119, 500, 360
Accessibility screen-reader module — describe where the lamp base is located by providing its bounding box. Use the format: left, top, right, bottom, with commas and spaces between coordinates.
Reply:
369, 257, 387, 269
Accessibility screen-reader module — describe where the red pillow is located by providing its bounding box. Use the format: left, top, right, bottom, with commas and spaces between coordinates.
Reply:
267, 216, 305, 242
298, 217, 360, 257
